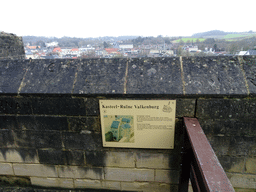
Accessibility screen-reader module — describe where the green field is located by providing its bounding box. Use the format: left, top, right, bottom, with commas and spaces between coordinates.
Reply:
174, 38, 205, 43
223, 34, 248, 39
224, 33, 256, 41
173, 33, 256, 43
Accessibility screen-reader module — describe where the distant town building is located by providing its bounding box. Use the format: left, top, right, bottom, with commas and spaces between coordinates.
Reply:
237, 51, 247, 55
52, 47, 62, 53
45, 41, 58, 47
245, 49, 256, 55
150, 49, 160, 54
184, 45, 198, 52
26, 45, 40, 49
25, 50, 35, 59
104, 48, 120, 57
79, 46, 95, 52
164, 50, 174, 55
119, 43, 133, 49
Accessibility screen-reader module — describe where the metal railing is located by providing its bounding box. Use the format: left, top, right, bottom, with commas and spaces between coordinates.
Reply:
178, 117, 235, 192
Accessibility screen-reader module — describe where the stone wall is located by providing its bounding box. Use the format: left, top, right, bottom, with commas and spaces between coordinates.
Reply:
0, 32, 25, 60
0, 57, 255, 192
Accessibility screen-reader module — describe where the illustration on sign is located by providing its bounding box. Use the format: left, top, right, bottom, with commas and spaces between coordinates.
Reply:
104, 115, 134, 143
99, 100, 176, 149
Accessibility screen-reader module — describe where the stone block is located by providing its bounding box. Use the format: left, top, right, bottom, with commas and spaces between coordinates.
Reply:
105, 151, 135, 168
218, 156, 245, 173
65, 150, 85, 166
241, 56, 256, 95
12, 130, 32, 148
0, 130, 14, 147
58, 165, 103, 180
74, 179, 102, 189
136, 153, 178, 169
0, 97, 32, 114
245, 158, 256, 174
31, 97, 86, 116
0, 148, 38, 163
33, 116, 69, 131
121, 181, 149, 191
249, 121, 256, 136
68, 116, 100, 133
20, 59, 78, 94
0, 33, 25, 60
120, 181, 174, 192
176, 99, 196, 117
183, 56, 248, 95
14, 130, 62, 148
0, 175, 31, 186
31, 177, 74, 188
234, 189, 256, 192
85, 98, 100, 116
13, 164, 58, 177
104, 167, 154, 182
0, 163, 14, 175
188, 185, 193, 192
249, 143, 256, 157
32, 130, 62, 148
199, 119, 256, 137
0, 60, 27, 94
196, 98, 256, 119
38, 149, 66, 165
73, 58, 126, 94
89, 116, 101, 132
102, 181, 121, 190
126, 57, 183, 94
208, 136, 230, 156
229, 136, 256, 156
0, 115, 18, 129
63, 132, 102, 150
155, 169, 180, 184
85, 151, 105, 167
16, 116, 37, 130
227, 173, 256, 189
68, 116, 87, 132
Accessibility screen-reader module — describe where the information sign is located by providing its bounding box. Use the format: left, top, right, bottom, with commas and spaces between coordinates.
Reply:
99, 100, 176, 149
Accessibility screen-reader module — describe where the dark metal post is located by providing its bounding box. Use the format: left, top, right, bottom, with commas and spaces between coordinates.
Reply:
178, 122, 192, 192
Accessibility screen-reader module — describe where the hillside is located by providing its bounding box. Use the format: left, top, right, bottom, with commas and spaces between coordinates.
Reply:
192, 30, 256, 40
192, 30, 227, 38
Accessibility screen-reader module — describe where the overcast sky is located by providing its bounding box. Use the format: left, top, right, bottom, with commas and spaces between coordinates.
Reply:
1, 0, 255, 38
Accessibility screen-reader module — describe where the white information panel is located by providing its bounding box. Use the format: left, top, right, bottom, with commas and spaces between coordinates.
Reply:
99, 100, 176, 149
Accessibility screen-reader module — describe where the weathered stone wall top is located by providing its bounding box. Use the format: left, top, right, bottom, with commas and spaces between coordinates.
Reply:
0, 32, 25, 60
0, 56, 255, 96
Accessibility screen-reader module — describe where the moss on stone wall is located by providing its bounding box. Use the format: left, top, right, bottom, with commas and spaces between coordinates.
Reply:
0, 176, 31, 186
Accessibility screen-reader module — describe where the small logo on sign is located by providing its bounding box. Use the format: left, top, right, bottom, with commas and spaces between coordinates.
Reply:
162, 102, 172, 113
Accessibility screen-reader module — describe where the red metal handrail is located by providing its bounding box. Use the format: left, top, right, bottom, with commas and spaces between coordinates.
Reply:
178, 117, 235, 192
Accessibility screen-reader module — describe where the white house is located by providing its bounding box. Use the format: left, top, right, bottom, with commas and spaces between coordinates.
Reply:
237, 51, 247, 55
119, 43, 133, 49
184, 45, 198, 52
45, 41, 58, 47
245, 50, 256, 55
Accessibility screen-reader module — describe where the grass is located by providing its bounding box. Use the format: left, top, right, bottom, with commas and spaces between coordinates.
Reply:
173, 33, 256, 43
223, 33, 256, 39
223, 34, 248, 39
223, 33, 256, 41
